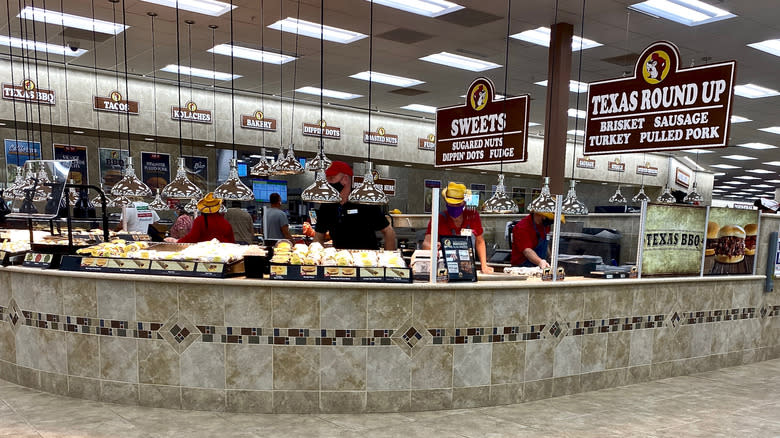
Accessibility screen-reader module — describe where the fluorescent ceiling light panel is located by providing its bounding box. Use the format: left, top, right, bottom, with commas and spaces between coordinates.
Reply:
710, 164, 740, 169
683, 156, 705, 171
724, 181, 746, 185
743, 188, 762, 192
628, 0, 735, 26
568, 108, 587, 119
460, 94, 505, 100
737, 142, 777, 150
400, 104, 437, 114
350, 71, 424, 88
160, 64, 239, 81
734, 175, 761, 180
722, 155, 756, 160
766, 180, 780, 183
420, 52, 501, 72
534, 80, 588, 93
759, 126, 780, 135
295, 86, 362, 100
208, 44, 296, 64
682, 148, 713, 154
510, 27, 602, 50
139, 0, 234, 16
734, 83, 780, 98
567, 130, 585, 136
730, 115, 751, 123
746, 169, 775, 174
0, 35, 86, 56
748, 39, 780, 57
763, 161, 780, 167
714, 186, 732, 189
367, 0, 464, 17
18, 7, 127, 34
268, 18, 366, 44
529, 122, 541, 127
754, 184, 775, 188
714, 172, 725, 176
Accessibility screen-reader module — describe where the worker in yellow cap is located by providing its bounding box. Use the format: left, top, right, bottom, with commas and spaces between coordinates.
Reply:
510, 209, 564, 268
422, 182, 493, 274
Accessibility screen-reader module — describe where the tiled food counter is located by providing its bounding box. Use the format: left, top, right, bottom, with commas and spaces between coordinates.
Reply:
0, 267, 777, 413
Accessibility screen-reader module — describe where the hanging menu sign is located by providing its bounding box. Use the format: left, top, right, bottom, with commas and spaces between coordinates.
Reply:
302, 120, 341, 139
53, 144, 88, 184
418, 134, 435, 151
675, 168, 690, 188
584, 41, 735, 155
636, 163, 659, 176
241, 110, 276, 131
352, 176, 396, 196
99, 148, 128, 187
363, 127, 398, 146
439, 236, 477, 282
141, 152, 171, 189
2, 79, 55, 105
171, 101, 212, 124
93, 91, 139, 114
608, 160, 625, 172
576, 157, 596, 169
436, 77, 529, 167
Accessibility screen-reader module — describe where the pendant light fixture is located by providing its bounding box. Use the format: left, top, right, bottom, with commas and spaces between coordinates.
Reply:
657, 184, 676, 204
301, 0, 341, 204
562, 180, 588, 215
162, 5, 202, 200
683, 151, 703, 203
348, 0, 388, 205
184, 198, 199, 215
8, 167, 26, 200
111, 0, 151, 198
108, 195, 132, 208
483, 0, 518, 214
143, 12, 170, 211
149, 188, 168, 210
609, 185, 627, 204
632, 185, 650, 203
214, 0, 255, 201
4, 0, 22, 200
249, 4, 274, 178
528, 176, 557, 213
91, 183, 113, 207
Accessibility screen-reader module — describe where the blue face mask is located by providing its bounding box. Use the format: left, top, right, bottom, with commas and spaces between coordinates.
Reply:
447, 204, 464, 218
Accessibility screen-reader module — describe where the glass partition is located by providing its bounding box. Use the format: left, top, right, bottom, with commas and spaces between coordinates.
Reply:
7, 160, 72, 220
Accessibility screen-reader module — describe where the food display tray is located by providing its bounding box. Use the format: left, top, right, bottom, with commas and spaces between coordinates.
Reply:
269, 263, 412, 283
0, 250, 28, 266
59, 255, 245, 278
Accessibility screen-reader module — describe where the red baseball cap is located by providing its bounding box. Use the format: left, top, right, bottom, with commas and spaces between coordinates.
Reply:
325, 161, 353, 178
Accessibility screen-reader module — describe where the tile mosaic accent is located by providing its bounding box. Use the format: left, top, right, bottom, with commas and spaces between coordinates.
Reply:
159, 311, 200, 354
391, 317, 432, 358
7, 299, 21, 333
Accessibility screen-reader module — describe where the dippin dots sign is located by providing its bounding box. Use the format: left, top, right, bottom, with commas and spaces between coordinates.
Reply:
584, 41, 735, 155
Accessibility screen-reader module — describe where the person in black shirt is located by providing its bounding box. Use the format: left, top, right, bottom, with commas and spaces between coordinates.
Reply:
314, 161, 395, 250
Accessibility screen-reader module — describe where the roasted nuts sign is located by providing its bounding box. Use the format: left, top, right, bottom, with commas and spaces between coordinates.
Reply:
436, 77, 529, 167
363, 127, 398, 146
94, 91, 139, 114
241, 110, 276, 131
2, 79, 55, 105
584, 41, 735, 155
418, 134, 435, 151
171, 101, 212, 124
302, 120, 341, 139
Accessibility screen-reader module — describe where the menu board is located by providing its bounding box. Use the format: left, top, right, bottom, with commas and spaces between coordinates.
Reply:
641, 204, 707, 276
53, 144, 88, 184
704, 207, 760, 276
141, 152, 171, 190
4, 139, 41, 184
439, 235, 477, 282
99, 148, 128, 187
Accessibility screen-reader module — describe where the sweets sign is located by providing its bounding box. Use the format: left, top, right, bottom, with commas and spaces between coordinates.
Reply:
435, 77, 529, 167
584, 41, 735, 155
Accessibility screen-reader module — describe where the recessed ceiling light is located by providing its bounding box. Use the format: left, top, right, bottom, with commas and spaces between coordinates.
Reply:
510, 27, 602, 50
567, 129, 585, 136
746, 169, 775, 174
763, 161, 780, 167
161, 64, 239, 81
748, 39, 780, 57
759, 126, 780, 135
205, 143, 215, 147
714, 172, 726, 176
0, 35, 87, 56
420, 52, 501, 72
144, 137, 155, 141
534, 80, 588, 93
268, 18, 366, 44
18, 6, 127, 34
404, 164, 413, 167
73, 130, 84, 134
682, 148, 713, 154
731, 115, 752, 123
351, 71, 424, 88
734, 175, 761, 180
737, 142, 777, 150
724, 181, 746, 185
710, 164, 741, 169
208, 44, 296, 64
140, 0, 234, 16
568, 108, 586, 119
734, 83, 780, 99
400, 104, 437, 114
628, 0, 736, 26
368, 0, 464, 17
722, 155, 756, 161
295, 86, 362, 100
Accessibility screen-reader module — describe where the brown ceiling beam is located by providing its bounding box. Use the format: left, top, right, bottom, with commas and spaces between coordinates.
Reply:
542, 22, 573, 196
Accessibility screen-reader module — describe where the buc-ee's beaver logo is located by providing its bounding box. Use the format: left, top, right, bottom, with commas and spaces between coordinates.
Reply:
254, 110, 264, 120
110, 91, 122, 102
642, 50, 671, 84
22, 79, 35, 91
186, 101, 198, 112
469, 83, 489, 111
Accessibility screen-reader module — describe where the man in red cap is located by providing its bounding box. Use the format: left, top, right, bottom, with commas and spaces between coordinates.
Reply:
314, 161, 396, 250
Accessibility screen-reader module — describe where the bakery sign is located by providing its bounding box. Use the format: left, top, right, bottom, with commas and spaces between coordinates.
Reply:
637, 162, 659, 176
576, 157, 596, 169
418, 134, 435, 151
302, 120, 340, 139
436, 77, 529, 167
241, 110, 276, 131
364, 127, 398, 146
171, 101, 212, 124
584, 41, 735, 155
352, 176, 396, 196
2, 79, 55, 105
93, 91, 139, 114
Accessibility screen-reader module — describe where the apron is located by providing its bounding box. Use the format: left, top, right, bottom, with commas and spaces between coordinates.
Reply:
521, 220, 548, 267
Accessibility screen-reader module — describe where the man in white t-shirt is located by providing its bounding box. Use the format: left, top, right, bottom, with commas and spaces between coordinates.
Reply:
121, 200, 160, 234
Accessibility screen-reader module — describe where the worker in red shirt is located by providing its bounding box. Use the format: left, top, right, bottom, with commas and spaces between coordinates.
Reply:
422, 182, 493, 274
174, 192, 235, 243
510, 210, 564, 268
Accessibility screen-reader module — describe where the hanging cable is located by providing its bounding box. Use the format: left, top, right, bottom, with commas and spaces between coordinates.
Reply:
40, 0, 56, 152
210, 24, 217, 148
288, 0, 302, 146
121, 0, 133, 165
57, 0, 72, 152
5, 0, 21, 174
186, 20, 195, 154
570, 0, 587, 179
149, 13, 159, 157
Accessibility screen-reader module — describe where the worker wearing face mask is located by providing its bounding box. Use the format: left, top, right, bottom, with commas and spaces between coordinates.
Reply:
510, 209, 565, 268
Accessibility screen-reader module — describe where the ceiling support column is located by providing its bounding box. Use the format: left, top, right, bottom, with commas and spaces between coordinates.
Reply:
542, 22, 573, 195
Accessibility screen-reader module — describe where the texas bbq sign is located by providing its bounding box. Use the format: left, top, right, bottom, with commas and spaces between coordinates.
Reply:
435, 77, 529, 167
584, 41, 736, 155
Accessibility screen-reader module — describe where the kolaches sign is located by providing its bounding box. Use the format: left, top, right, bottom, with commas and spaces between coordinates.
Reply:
584, 41, 735, 155
435, 77, 529, 167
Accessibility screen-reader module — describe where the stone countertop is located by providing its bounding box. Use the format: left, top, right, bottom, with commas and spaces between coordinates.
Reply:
0, 265, 764, 290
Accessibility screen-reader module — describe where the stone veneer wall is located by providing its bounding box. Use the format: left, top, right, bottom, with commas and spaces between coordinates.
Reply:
0, 268, 778, 414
